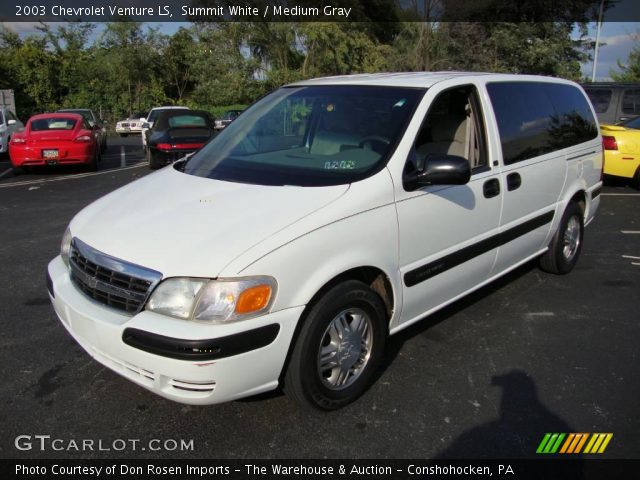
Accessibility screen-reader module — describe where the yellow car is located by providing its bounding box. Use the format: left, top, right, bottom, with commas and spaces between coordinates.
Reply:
601, 117, 640, 188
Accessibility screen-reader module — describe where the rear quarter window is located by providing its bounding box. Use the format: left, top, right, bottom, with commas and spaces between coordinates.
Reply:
487, 82, 598, 165
622, 89, 640, 115
584, 88, 612, 114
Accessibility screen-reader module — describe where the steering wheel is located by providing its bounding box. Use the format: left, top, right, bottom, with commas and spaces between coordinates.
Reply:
358, 135, 391, 153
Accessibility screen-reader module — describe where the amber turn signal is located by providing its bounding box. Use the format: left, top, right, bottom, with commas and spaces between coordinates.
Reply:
235, 285, 272, 314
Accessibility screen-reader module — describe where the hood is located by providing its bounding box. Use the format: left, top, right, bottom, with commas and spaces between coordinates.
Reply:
70, 167, 349, 278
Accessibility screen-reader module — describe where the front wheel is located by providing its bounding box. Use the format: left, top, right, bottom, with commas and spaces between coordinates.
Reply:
284, 280, 387, 410
539, 202, 584, 274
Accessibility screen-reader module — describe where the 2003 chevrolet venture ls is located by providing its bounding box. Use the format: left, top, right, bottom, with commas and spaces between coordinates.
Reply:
48, 72, 603, 410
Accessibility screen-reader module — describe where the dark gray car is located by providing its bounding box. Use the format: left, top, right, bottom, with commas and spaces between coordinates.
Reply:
582, 83, 640, 124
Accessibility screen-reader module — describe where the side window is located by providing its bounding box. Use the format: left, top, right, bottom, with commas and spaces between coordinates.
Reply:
584, 88, 612, 114
411, 86, 487, 172
622, 89, 640, 115
487, 82, 556, 165
0, 110, 4, 125
544, 84, 598, 149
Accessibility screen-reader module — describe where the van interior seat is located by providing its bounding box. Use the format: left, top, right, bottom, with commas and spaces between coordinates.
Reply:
417, 114, 468, 159
310, 130, 361, 155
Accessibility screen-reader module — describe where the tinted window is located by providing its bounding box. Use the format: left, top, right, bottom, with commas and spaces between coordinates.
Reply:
0, 110, 4, 124
545, 83, 598, 149
488, 82, 597, 165
168, 115, 207, 128
487, 82, 556, 164
584, 88, 612, 113
622, 89, 640, 115
31, 118, 77, 131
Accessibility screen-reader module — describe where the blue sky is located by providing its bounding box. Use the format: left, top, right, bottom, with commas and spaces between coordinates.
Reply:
2, 21, 638, 81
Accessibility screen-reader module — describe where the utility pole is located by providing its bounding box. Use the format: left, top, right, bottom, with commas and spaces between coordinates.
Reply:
591, 0, 605, 82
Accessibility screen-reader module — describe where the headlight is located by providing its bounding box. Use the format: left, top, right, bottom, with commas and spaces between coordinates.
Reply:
60, 227, 72, 267
146, 276, 277, 323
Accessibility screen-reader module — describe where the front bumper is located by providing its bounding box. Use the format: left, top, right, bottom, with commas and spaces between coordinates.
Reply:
47, 256, 302, 405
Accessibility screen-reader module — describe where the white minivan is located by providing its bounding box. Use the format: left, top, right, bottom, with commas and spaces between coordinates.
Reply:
48, 73, 603, 410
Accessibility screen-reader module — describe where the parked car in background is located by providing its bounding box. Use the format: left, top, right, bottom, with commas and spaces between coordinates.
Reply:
0, 106, 23, 156
57, 108, 107, 152
141, 106, 189, 152
582, 82, 640, 124
10, 113, 100, 174
147, 110, 214, 170
214, 109, 243, 130
48, 73, 602, 410
115, 113, 146, 137
601, 116, 640, 188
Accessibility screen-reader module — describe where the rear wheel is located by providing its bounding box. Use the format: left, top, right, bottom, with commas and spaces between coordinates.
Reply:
86, 149, 98, 172
539, 202, 584, 274
284, 280, 387, 410
148, 149, 162, 170
633, 167, 640, 190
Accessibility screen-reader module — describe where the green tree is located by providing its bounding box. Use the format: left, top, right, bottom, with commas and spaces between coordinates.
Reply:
612, 31, 640, 82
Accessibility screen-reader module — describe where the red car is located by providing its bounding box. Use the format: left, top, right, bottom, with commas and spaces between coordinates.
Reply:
9, 113, 100, 174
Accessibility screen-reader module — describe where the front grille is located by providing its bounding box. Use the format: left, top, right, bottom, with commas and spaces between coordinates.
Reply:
69, 238, 162, 314
121, 122, 129, 128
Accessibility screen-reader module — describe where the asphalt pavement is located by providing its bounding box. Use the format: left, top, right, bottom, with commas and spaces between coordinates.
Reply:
0, 138, 638, 460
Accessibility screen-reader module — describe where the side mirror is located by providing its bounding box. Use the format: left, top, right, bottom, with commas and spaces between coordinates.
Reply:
7, 119, 16, 126
403, 154, 471, 191
142, 123, 150, 129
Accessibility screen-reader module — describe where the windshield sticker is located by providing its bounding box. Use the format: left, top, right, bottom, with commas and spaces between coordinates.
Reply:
324, 160, 356, 170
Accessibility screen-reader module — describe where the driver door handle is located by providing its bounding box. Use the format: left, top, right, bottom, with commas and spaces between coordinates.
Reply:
483, 178, 500, 198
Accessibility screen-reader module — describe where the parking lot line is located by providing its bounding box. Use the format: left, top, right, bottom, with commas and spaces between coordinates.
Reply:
622, 255, 640, 260
0, 168, 12, 180
121, 145, 126, 168
621, 231, 640, 234
0, 162, 148, 188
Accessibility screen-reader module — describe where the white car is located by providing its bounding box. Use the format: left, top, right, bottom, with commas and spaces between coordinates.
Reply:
48, 73, 602, 410
115, 113, 146, 137
141, 106, 188, 151
0, 107, 23, 155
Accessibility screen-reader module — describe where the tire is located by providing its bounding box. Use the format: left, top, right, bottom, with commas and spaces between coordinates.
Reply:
148, 149, 162, 170
539, 202, 584, 274
633, 167, 640, 190
11, 166, 25, 175
86, 150, 98, 172
284, 280, 387, 411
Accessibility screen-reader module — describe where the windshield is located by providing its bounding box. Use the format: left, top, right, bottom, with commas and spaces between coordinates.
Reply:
182, 85, 424, 186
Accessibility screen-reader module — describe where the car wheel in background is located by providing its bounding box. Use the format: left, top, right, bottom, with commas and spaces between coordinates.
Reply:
148, 149, 162, 170
539, 201, 584, 275
86, 150, 98, 172
284, 280, 387, 411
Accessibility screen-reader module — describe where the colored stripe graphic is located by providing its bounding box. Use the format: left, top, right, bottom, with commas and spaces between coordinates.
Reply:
538, 433, 612, 454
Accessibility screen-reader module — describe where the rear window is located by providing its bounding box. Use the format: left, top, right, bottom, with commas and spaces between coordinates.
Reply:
583, 88, 612, 114
168, 115, 207, 128
622, 89, 640, 115
31, 118, 77, 131
487, 82, 598, 165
